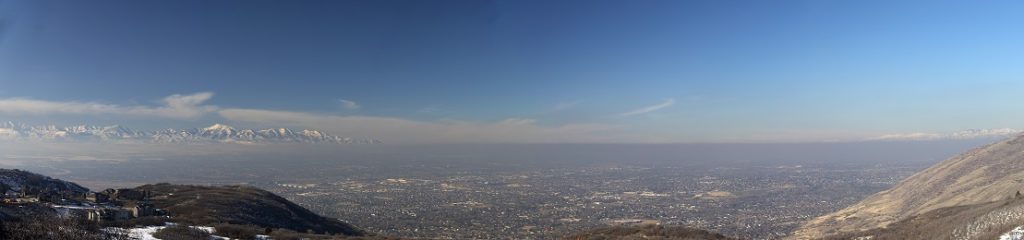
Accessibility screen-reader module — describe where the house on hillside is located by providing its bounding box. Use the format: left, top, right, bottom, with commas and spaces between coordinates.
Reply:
103, 188, 150, 201
86, 208, 134, 221
123, 201, 156, 218
85, 192, 109, 203
1, 190, 20, 203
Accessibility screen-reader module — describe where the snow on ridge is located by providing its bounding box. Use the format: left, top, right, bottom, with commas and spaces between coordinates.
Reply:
110, 223, 269, 240
1000, 226, 1024, 240
0, 122, 381, 144
869, 128, 1022, 141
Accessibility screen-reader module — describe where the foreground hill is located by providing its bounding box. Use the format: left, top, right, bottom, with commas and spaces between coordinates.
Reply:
0, 168, 372, 239
563, 224, 736, 240
134, 183, 365, 236
825, 196, 1024, 240
0, 169, 89, 196
794, 134, 1024, 239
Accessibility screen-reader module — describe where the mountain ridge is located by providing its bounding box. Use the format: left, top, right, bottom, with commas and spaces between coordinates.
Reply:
823, 196, 1024, 240
0, 122, 381, 144
793, 133, 1024, 239
869, 128, 1022, 141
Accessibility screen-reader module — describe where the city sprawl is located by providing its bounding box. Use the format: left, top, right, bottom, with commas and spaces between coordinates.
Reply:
2, 143, 980, 239
259, 165, 915, 239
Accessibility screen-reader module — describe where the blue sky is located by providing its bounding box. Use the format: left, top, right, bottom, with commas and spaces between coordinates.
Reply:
1, 0, 1023, 143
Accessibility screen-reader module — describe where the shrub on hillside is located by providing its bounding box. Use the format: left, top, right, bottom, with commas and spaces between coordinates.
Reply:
152, 225, 212, 240
214, 223, 262, 239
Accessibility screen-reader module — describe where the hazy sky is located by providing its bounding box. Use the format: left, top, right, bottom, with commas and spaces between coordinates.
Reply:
1, 0, 1023, 143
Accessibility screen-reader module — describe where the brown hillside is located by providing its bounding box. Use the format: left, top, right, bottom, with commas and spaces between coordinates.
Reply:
134, 183, 366, 236
563, 224, 737, 240
793, 134, 1024, 239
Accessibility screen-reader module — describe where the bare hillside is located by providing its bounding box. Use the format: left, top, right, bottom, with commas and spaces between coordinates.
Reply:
793, 134, 1024, 239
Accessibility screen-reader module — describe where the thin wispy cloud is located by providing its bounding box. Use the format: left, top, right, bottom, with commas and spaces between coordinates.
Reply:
417, 105, 440, 114
537, 100, 583, 115
338, 99, 360, 110
552, 100, 582, 111
0, 92, 216, 119
618, 98, 675, 117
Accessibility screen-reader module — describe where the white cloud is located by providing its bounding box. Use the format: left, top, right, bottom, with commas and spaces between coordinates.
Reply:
338, 99, 360, 110
0, 92, 216, 119
163, 92, 214, 109
618, 98, 675, 117
218, 108, 618, 143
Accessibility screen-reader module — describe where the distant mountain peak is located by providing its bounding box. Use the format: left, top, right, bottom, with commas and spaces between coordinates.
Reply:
0, 122, 381, 144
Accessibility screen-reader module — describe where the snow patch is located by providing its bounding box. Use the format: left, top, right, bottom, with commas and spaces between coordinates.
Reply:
108, 224, 258, 240
1001, 226, 1024, 240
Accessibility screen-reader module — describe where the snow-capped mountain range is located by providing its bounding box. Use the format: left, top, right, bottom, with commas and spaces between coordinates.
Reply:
0, 122, 381, 144
869, 128, 1022, 141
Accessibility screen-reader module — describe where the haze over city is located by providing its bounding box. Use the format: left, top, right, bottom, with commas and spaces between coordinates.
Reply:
2, 1, 1024, 240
